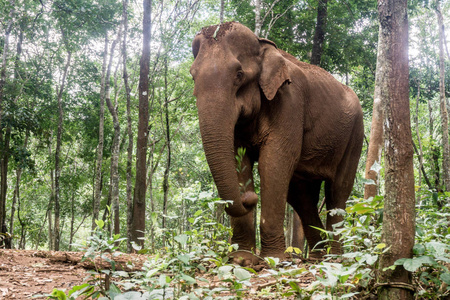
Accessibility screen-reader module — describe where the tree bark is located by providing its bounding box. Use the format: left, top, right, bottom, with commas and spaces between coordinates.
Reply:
131, 0, 152, 248
426, 94, 441, 190
161, 58, 171, 244
435, 0, 450, 193
47, 134, 54, 250
92, 33, 109, 231
54, 46, 72, 251
69, 173, 75, 251
310, 0, 328, 66
377, 0, 415, 299
364, 36, 385, 199
254, 0, 262, 37
0, 0, 16, 239
105, 27, 122, 237
220, 0, 225, 23
121, 0, 134, 253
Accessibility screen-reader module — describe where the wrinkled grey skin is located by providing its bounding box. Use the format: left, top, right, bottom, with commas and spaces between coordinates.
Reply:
190, 22, 364, 262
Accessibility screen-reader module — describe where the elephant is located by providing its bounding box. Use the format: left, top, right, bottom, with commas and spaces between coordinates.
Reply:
190, 22, 364, 263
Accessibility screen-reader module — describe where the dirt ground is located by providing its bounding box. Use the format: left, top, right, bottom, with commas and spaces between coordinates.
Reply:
0, 249, 315, 299
0, 249, 153, 299
0, 249, 89, 299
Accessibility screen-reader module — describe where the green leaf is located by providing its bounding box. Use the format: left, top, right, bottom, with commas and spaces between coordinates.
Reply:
177, 254, 190, 265
400, 256, 436, 272
288, 281, 301, 292
346, 203, 374, 214
285, 246, 302, 254
131, 242, 142, 251
440, 272, 450, 285
114, 291, 145, 300
67, 283, 91, 296
50, 289, 68, 300
181, 274, 197, 285
234, 267, 251, 281
174, 234, 189, 246
95, 219, 105, 229
376, 243, 386, 249
370, 160, 382, 173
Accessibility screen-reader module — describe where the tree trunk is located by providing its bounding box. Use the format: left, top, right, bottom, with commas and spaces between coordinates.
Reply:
364, 33, 386, 199
69, 185, 75, 251
413, 80, 432, 192
54, 47, 71, 251
162, 58, 171, 244
0, 0, 16, 239
377, 1, 415, 299
310, 0, 328, 66
122, 0, 134, 253
427, 95, 441, 190
9, 132, 28, 249
131, 0, 152, 248
435, 0, 450, 193
105, 27, 122, 237
92, 33, 109, 231
254, 0, 262, 37
220, 0, 225, 23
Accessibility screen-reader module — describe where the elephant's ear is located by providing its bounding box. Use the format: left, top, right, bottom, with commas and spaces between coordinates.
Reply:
259, 39, 291, 101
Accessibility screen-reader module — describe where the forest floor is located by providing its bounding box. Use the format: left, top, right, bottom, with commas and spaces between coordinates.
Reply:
0, 249, 316, 299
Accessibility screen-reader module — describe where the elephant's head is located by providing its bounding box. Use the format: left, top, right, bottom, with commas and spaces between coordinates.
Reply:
190, 22, 291, 217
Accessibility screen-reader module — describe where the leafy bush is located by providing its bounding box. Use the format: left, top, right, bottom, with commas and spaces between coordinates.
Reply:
46, 193, 449, 299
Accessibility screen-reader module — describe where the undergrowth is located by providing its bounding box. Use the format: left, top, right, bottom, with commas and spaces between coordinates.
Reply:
45, 192, 450, 299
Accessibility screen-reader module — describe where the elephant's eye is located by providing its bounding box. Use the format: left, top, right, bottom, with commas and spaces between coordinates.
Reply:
236, 70, 244, 82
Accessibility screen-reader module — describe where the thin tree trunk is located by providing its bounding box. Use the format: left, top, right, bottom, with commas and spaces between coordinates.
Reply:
33, 206, 48, 250
412, 141, 432, 190
105, 27, 122, 237
427, 95, 441, 190
54, 47, 71, 251
413, 80, 431, 192
310, 0, 328, 66
69, 184, 75, 251
122, 0, 134, 253
162, 58, 171, 244
48, 200, 53, 250
0, 0, 16, 239
254, 0, 262, 37
46, 133, 55, 250
131, 0, 152, 248
146, 138, 161, 253
220, 0, 225, 23
364, 41, 385, 199
435, 0, 450, 193
9, 132, 28, 249
377, 1, 415, 299
92, 33, 109, 231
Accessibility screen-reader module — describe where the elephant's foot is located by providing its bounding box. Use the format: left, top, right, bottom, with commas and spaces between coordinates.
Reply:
229, 250, 267, 270
260, 249, 290, 262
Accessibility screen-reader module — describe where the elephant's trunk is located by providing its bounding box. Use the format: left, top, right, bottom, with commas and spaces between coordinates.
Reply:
197, 100, 257, 218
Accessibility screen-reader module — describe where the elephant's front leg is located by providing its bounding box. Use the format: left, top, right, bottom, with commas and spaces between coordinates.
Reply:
258, 151, 296, 259
230, 149, 257, 258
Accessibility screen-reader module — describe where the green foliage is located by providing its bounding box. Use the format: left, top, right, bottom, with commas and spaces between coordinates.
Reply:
1, 1, 449, 299
45, 192, 450, 299
393, 191, 450, 298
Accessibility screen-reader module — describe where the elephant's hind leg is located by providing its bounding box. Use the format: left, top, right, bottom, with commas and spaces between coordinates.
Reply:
325, 136, 363, 254
288, 178, 324, 257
